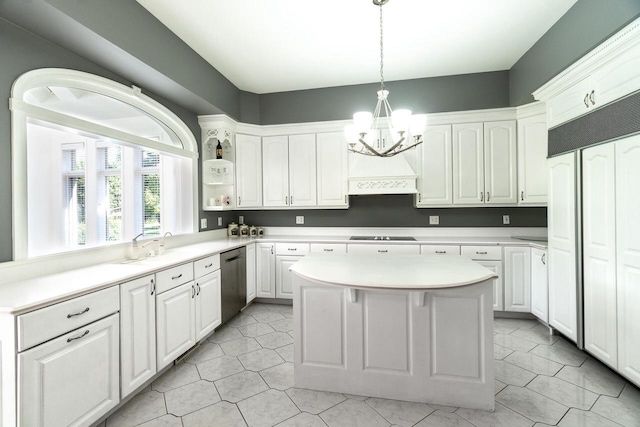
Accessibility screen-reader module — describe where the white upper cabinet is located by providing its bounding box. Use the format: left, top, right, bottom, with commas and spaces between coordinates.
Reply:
616, 135, 640, 385
417, 125, 453, 206
289, 134, 317, 207
517, 114, 548, 204
453, 122, 484, 204
235, 134, 263, 208
263, 134, 317, 207
453, 121, 517, 205
263, 135, 290, 207
316, 132, 348, 207
545, 75, 598, 129
583, 143, 617, 369
547, 153, 578, 342
484, 120, 517, 204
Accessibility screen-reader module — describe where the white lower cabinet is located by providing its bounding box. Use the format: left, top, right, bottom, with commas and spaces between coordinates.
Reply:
19, 313, 120, 427
257, 242, 276, 298
120, 275, 156, 399
246, 242, 257, 303
347, 244, 420, 255
156, 281, 196, 370
195, 270, 221, 341
478, 260, 503, 311
276, 256, 300, 299
530, 248, 548, 322
504, 247, 532, 312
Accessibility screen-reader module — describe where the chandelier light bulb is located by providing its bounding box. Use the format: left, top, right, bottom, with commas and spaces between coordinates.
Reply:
391, 109, 412, 133
409, 115, 427, 137
353, 111, 373, 133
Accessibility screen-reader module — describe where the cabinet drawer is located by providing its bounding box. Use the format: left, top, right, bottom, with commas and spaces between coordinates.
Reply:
310, 243, 347, 254
17, 286, 119, 352
421, 245, 461, 256
194, 254, 220, 278
348, 244, 420, 255
461, 245, 502, 260
276, 243, 310, 256
156, 262, 194, 294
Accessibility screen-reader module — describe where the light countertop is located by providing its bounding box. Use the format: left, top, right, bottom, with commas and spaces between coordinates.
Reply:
290, 254, 498, 290
0, 233, 546, 315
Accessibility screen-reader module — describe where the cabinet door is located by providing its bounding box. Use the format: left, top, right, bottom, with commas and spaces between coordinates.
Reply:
246, 242, 257, 303
594, 45, 640, 110
477, 260, 503, 311
19, 314, 119, 427
235, 134, 262, 207
484, 120, 517, 204
417, 125, 452, 205
547, 153, 578, 342
583, 143, 617, 368
256, 243, 276, 298
276, 256, 301, 299
317, 132, 349, 207
195, 270, 221, 341
289, 134, 317, 206
120, 275, 156, 399
263, 136, 290, 207
517, 114, 548, 204
531, 248, 549, 322
546, 76, 595, 128
453, 123, 484, 204
504, 247, 532, 312
616, 135, 640, 386
156, 282, 196, 370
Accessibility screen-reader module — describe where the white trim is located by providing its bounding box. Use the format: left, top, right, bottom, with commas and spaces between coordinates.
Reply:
11, 68, 200, 260
515, 101, 546, 119
533, 17, 640, 101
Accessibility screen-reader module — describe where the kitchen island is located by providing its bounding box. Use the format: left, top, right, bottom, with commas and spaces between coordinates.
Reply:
290, 254, 498, 410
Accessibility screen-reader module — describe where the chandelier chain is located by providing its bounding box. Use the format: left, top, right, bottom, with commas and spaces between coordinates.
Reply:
379, 1, 384, 90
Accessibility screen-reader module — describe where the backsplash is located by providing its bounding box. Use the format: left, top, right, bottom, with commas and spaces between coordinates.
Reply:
234, 195, 547, 228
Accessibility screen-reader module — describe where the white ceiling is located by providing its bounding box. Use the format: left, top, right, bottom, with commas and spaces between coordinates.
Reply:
137, 0, 577, 94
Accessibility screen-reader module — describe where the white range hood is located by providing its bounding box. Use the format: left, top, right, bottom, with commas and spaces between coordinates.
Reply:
348, 154, 418, 195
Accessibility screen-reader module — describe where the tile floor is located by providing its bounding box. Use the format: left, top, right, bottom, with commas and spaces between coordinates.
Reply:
102, 303, 640, 427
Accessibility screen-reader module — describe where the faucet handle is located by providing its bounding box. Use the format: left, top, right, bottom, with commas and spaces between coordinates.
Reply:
132, 233, 144, 245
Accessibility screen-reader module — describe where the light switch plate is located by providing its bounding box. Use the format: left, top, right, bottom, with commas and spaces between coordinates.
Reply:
503, 215, 510, 225
201, 218, 207, 229
296, 216, 304, 224
218, 217, 223, 226
239, 215, 244, 224
429, 216, 439, 225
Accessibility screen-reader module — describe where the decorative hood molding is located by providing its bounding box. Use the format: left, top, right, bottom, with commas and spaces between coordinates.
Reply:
348, 154, 418, 195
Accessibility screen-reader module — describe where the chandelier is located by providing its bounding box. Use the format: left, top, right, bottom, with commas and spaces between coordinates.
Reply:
346, 0, 425, 157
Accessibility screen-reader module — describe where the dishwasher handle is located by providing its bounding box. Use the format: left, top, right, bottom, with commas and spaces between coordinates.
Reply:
225, 255, 241, 263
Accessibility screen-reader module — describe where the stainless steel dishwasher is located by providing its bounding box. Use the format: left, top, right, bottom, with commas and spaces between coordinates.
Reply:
220, 247, 247, 323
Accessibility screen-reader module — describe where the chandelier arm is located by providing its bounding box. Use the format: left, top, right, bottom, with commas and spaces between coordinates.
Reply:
389, 139, 424, 155
379, 136, 405, 155
357, 137, 385, 157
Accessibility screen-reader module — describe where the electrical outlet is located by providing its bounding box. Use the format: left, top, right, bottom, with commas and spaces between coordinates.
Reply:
503, 215, 510, 225
429, 216, 439, 225
239, 215, 244, 224
217, 217, 223, 226
201, 218, 207, 229
296, 216, 305, 225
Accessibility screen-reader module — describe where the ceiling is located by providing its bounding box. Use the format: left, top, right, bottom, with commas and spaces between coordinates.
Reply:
137, 0, 577, 95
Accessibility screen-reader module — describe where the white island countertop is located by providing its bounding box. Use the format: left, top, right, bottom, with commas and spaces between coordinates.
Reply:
290, 254, 498, 290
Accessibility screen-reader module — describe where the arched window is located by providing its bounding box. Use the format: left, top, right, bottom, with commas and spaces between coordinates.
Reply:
11, 69, 198, 259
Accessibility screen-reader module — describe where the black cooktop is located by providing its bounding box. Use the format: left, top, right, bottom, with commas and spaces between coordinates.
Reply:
349, 236, 416, 241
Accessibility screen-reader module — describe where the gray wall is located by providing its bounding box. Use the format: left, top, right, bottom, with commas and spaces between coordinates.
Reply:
509, 0, 640, 106
258, 72, 510, 125
237, 196, 546, 228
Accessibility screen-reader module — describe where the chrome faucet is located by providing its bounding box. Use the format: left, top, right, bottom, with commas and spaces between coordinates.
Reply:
129, 233, 145, 259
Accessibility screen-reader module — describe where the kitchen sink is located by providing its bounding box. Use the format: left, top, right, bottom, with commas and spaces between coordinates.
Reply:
349, 236, 416, 241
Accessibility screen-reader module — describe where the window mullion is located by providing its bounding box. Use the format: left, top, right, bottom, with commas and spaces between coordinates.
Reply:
84, 139, 98, 245
122, 146, 136, 240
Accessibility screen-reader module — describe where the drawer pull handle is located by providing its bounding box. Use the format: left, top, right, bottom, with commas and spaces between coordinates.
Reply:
435, 251, 447, 254
205, 263, 213, 268
476, 251, 488, 255
151, 279, 155, 296
67, 330, 89, 342
487, 192, 490, 202
323, 248, 334, 252
288, 248, 297, 251
584, 93, 590, 108
172, 273, 183, 280
542, 253, 546, 265
590, 90, 595, 105
67, 307, 90, 318
192, 285, 196, 298
378, 250, 388, 253
196, 283, 201, 296
521, 191, 524, 201
480, 192, 484, 202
